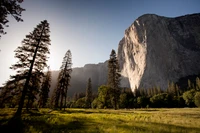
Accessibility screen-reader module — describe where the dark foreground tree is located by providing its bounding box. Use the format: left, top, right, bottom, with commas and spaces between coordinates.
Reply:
38, 66, 51, 108
85, 78, 92, 108
0, 0, 25, 38
52, 50, 72, 110
107, 49, 121, 109
9, 20, 50, 117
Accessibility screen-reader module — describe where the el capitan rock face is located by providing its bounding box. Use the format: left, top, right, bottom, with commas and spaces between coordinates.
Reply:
118, 13, 200, 91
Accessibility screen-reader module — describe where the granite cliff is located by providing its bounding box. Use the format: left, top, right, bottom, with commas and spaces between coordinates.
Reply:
118, 13, 200, 91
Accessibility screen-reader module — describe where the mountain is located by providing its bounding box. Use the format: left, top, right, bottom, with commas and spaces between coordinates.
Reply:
50, 13, 200, 96
50, 61, 130, 97
118, 13, 200, 91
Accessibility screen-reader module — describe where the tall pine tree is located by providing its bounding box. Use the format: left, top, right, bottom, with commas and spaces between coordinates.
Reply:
9, 20, 50, 117
107, 49, 121, 110
53, 50, 72, 110
85, 78, 92, 108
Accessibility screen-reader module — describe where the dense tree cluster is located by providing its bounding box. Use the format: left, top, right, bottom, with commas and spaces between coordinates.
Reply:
52, 50, 72, 110
69, 77, 200, 109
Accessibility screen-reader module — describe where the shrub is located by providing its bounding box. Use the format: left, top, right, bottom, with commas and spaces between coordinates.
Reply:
183, 89, 196, 107
150, 93, 170, 107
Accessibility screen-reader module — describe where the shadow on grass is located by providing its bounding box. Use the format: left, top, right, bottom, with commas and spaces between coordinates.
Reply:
22, 115, 91, 133
0, 116, 24, 133
0, 113, 91, 133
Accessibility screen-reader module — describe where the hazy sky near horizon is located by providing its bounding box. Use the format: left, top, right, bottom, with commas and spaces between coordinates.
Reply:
0, 0, 200, 86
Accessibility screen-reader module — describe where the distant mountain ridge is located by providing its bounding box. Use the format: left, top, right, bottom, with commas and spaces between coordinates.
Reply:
50, 61, 130, 97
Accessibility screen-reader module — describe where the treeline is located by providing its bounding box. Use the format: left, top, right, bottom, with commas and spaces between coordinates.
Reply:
62, 77, 200, 109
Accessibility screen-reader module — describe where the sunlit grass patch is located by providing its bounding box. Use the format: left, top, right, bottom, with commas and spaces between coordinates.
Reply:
0, 108, 200, 132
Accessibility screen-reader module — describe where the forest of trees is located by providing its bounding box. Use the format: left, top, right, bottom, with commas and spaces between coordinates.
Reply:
68, 77, 200, 109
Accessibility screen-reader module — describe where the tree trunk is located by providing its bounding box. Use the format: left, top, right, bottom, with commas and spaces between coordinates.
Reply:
54, 90, 60, 108
14, 25, 45, 118
26, 96, 30, 111
60, 89, 63, 110
64, 90, 67, 110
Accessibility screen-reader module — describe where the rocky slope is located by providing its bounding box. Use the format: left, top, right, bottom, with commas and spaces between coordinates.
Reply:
118, 13, 200, 91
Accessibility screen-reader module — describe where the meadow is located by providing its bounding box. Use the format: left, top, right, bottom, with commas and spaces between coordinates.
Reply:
0, 108, 200, 133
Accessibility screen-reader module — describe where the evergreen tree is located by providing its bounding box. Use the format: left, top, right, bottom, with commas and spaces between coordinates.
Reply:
194, 92, 200, 107
85, 78, 92, 108
53, 50, 72, 110
0, 0, 25, 38
156, 86, 162, 94
107, 49, 121, 110
38, 66, 51, 108
175, 84, 180, 96
196, 77, 200, 91
9, 20, 50, 117
73, 93, 78, 101
134, 87, 141, 97
187, 79, 192, 90
167, 82, 177, 96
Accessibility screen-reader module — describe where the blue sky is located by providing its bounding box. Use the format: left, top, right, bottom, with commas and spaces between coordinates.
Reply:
0, 0, 200, 86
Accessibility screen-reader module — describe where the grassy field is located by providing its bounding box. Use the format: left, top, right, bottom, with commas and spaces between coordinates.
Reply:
0, 108, 200, 133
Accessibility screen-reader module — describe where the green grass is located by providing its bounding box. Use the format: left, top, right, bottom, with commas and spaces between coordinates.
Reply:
0, 108, 200, 133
